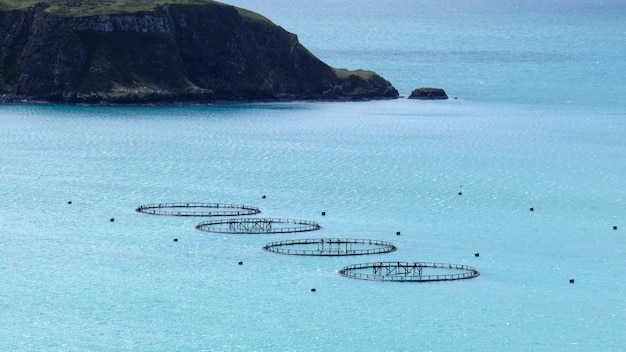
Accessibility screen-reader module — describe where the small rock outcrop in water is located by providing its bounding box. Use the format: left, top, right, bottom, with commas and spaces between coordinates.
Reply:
0, 0, 399, 104
408, 87, 449, 100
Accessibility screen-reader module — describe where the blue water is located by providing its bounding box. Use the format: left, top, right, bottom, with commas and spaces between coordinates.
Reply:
1, 0, 625, 350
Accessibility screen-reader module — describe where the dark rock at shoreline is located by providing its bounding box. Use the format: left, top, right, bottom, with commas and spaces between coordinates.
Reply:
408, 87, 449, 100
0, 1, 399, 104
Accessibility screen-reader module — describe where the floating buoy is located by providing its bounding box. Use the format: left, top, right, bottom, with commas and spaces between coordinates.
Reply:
474, 252, 480, 257
110, 218, 115, 222
529, 207, 534, 212
613, 225, 618, 230
321, 211, 326, 216
396, 231, 401, 236
238, 261, 243, 265
310, 288, 316, 292
569, 278, 575, 284
173, 238, 178, 242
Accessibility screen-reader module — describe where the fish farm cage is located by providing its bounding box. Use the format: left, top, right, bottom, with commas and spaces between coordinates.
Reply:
136, 203, 260, 217
338, 261, 480, 282
262, 238, 398, 256
195, 218, 321, 234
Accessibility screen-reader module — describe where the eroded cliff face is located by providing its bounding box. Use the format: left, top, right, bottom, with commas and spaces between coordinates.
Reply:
0, 2, 398, 103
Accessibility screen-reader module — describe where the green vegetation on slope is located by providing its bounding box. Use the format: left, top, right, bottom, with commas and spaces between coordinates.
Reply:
333, 68, 377, 80
0, 0, 275, 28
0, 0, 219, 17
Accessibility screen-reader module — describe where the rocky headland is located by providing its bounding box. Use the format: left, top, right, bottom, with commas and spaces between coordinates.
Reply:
0, 0, 399, 104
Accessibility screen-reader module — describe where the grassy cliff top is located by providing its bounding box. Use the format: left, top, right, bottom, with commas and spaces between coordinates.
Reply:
0, 0, 263, 18
333, 68, 377, 80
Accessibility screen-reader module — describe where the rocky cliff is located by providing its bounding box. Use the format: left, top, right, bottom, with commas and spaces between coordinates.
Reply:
0, 1, 398, 104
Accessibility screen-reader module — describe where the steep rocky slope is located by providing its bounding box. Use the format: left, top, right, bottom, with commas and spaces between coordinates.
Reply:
0, 1, 398, 104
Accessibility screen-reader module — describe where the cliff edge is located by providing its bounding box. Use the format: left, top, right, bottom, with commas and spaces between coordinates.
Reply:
0, 0, 399, 104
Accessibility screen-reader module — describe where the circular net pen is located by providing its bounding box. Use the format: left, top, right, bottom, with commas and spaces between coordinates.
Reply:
339, 262, 480, 282
136, 203, 260, 217
263, 238, 397, 256
196, 218, 321, 234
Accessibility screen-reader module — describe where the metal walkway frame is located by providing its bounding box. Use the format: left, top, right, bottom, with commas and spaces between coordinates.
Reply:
136, 202, 260, 217
196, 218, 321, 234
263, 238, 397, 256
339, 261, 480, 282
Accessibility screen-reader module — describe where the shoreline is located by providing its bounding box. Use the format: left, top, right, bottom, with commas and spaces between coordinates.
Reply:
0, 94, 401, 107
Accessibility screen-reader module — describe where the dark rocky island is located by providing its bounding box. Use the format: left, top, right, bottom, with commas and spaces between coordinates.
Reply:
408, 87, 448, 100
0, 0, 399, 104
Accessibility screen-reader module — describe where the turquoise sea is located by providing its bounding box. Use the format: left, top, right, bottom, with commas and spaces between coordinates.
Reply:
1, 0, 625, 350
